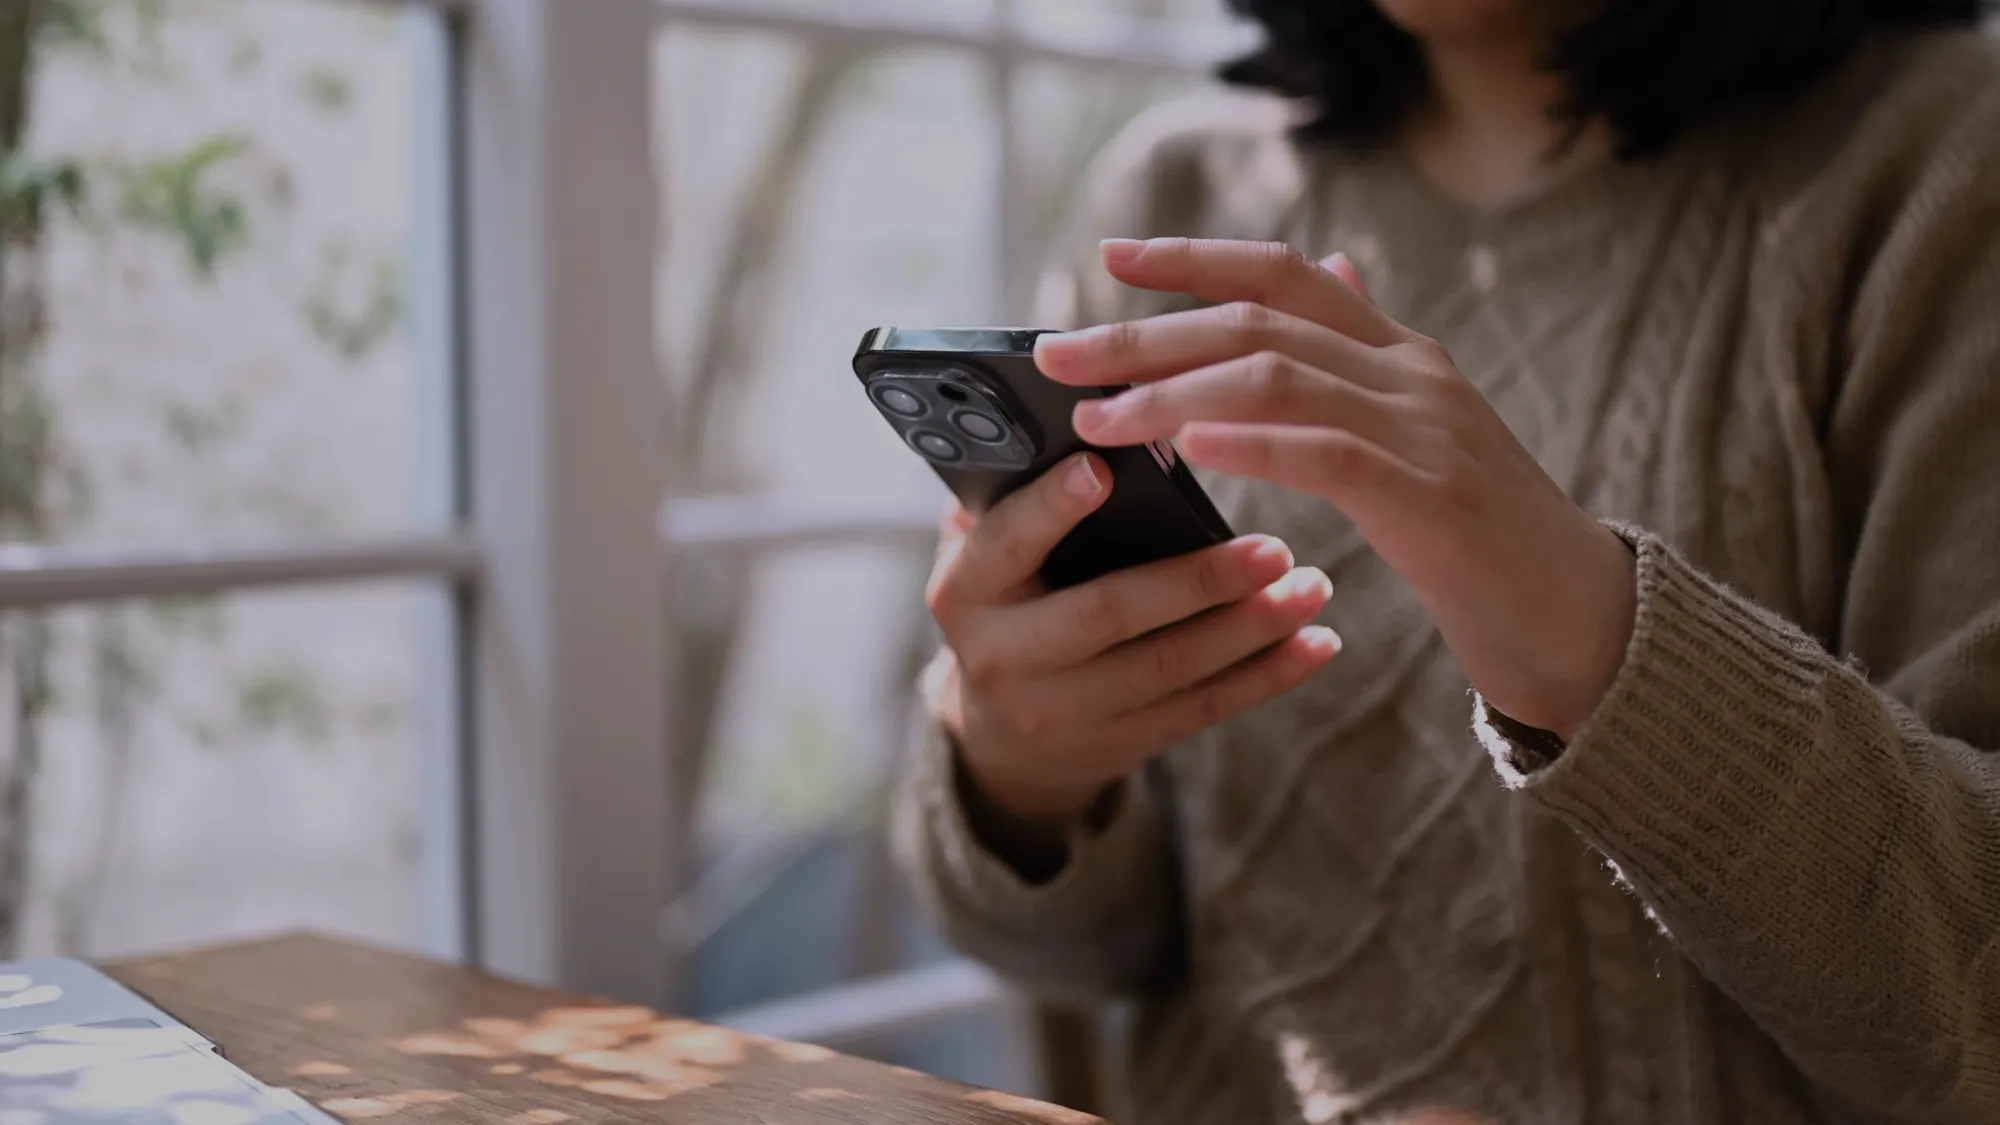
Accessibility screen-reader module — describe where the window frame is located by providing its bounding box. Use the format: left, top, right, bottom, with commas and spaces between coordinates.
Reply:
649, 0, 1230, 1074
9, 0, 1233, 1056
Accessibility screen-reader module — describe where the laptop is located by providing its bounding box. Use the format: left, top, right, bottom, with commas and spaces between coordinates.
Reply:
0, 957, 342, 1123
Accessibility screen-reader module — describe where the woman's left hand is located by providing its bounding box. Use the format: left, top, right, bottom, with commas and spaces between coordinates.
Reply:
1035, 237, 1638, 740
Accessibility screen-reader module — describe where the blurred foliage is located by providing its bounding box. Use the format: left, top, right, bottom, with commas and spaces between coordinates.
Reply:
34, 0, 177, 67
162, 392, 245, 454
235, 662, 336, 748
298, 63, 350, 113
35, 0, 102, 49
0, 151, 82, 243
146, 595, 227, 646
116, 133, 254, 280
302, 239, 401, 362
0, 0, 406, 956
0, 376, 55, 539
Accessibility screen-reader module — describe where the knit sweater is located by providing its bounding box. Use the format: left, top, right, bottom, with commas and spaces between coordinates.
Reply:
892, 30, 2000, 1125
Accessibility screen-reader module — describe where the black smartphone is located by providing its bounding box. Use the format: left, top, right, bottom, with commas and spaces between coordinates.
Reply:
854, 326, 1234, 590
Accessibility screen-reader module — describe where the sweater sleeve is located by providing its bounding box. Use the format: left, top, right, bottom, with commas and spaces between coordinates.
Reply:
1474, 84, 2000, 1121
890, 713, 1179, 1005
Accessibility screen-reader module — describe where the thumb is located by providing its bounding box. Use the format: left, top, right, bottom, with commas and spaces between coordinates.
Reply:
1321, 250, 1372, 303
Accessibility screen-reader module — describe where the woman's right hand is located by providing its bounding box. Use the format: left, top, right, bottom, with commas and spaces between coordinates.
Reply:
922, 451, 1339, 827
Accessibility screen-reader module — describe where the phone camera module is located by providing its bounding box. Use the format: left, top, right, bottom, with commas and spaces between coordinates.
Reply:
910, 431, 963, 462
937, 383, 971, 404
872, 384, 927, 418
952, 411, 1006, 443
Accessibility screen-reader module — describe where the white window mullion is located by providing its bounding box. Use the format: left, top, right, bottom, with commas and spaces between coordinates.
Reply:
460, 0, 675, 1002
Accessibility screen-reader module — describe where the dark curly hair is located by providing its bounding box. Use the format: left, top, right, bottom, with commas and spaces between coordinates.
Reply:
1221, 1, 1991, 157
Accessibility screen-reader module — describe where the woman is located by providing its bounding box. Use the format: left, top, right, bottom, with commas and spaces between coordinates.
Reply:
894, 1, 2000, 1121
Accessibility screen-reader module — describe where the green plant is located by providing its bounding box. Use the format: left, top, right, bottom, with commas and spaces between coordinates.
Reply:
301, 239, 401, 362
236, 663, 336, 748
117, 133, 253, 281
0, 151, 81, 242
0, 0, 398, 958
298, 65, 351, 114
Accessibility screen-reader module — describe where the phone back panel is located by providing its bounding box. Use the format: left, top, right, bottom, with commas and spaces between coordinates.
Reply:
855, 327, 1233, 589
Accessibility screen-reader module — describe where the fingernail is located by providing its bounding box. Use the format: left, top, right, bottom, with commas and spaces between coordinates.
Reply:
1243, 535, 1292, 569
1101, 238, 1144, 265
1273, 566, 1333, 602
1299, 625, 1342, 658
1325, 251, 1350, 272
1063, 455, 1102, 498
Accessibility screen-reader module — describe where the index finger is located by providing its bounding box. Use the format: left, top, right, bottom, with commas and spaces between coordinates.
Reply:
1100, 238, 1406, 348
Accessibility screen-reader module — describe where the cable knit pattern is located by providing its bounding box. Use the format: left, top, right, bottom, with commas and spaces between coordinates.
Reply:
893, 31, 2000, 1125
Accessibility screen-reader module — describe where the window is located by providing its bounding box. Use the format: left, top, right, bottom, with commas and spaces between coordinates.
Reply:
654, 0, 1252, 1100
1, 0, 1255, 1107
3, 0, 472, 964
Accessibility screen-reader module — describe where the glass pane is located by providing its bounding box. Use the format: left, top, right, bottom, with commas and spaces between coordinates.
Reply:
1006, 60, 1216, 304
656, 9, 1239, 1096
657, 31, 994, 506
1017, 0, 1260, 65
657, 25, 1000, 1091
18, 0, 426, 547
3, 579, 432, 961
656, 26, 990, 981
671, 0, 995, 20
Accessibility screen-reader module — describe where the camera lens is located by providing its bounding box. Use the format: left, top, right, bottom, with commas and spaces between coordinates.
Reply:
910, 431, 962, 462
952, 411, 1005, 443
872, 384, 926, 418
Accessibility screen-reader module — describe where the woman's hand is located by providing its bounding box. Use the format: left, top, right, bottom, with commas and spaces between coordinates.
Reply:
1035, 238, 1637, 740
924, 452, 1339, 826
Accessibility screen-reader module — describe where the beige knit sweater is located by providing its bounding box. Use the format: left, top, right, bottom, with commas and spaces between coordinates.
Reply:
893, 31, 2000, 1125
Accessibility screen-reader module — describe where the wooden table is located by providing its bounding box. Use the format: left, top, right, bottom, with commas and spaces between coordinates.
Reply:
106, 934, 1100, 1124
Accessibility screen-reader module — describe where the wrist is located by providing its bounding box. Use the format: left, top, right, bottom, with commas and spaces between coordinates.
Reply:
950, 744, 1120, 884
955, 740, 1108, 823
1547, 522, 1639, 741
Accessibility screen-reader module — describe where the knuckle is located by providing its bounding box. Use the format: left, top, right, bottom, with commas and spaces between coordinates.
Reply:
1402, 334, 1455, 373
956, 646, 1007, 693
992, 525, 1042, 578
1190, 549, 1236, 604
923, 566, 959, 620
1246, 350, 1296, 407
1099, 317, 1141, 359
1259, 240, 1311, 277
1008, 701, 1057, 742
923, 586, 952, 623
1319, 435, 1383, 486
1223, 300, 1276, 344
1070, 583, 1128, 646
1192, 681, 1237, 728
1145, 638, 1191, 691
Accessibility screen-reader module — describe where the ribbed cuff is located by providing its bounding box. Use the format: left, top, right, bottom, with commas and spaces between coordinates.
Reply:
910, 718, 1165, 933
1475, 528, 1829, 911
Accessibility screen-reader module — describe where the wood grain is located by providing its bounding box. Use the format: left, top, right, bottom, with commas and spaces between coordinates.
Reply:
104, 934, 1105, 1125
